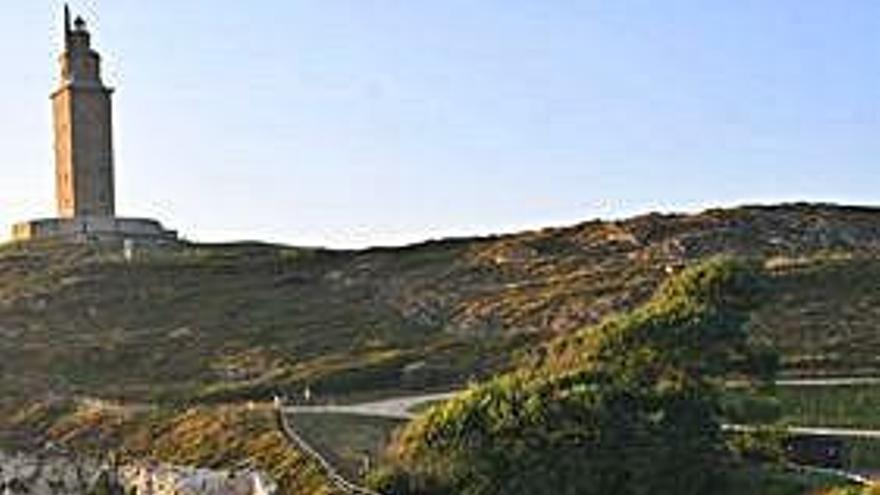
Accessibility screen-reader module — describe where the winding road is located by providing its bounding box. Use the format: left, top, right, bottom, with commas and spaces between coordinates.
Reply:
285, 376, 880, 422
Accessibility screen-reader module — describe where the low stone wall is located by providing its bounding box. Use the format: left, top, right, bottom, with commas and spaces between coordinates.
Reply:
11, 216, 178, 244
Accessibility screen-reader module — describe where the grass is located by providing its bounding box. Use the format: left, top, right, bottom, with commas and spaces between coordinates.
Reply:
286, 410, 872, 494
4, 205, 880, 413
406, 399, 446, 415
774, 384, 880, 474
848, 439, 880, 474
1, 399, 341, 495
724, 464, 861, 495
751, 256, 880, 376
778, 385, 880, 429
288, 413, 404, 482
5, 204, 880, 493
0, 241, 525, 408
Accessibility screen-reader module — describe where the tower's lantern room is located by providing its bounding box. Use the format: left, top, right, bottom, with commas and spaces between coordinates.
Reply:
61, 9, 104, 86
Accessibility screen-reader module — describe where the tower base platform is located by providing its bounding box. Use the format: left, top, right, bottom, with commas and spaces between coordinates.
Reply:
11, 216, 178, 244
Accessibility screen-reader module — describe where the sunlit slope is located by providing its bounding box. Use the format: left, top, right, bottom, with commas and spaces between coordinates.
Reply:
1, 401, 338, 495
2, 203, 880, 407
752, 255, 880, 374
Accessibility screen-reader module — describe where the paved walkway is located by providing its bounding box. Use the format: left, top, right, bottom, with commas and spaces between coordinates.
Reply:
284, 391, 459, 420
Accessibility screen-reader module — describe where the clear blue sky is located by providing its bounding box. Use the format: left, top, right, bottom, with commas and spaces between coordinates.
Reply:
1, 1, 878, 247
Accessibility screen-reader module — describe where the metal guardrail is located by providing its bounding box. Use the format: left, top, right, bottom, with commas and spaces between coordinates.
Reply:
273, 398, 382, 495
785, 463, 870, 487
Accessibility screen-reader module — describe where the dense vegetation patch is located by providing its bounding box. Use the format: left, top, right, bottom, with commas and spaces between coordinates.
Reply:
777, 385, 880, 429
369, 259, 782, 495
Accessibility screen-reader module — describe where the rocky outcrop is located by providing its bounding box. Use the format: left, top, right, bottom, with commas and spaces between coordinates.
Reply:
0, 451, 98, 495
119, 462, 276, 495
0, 451, 277, 495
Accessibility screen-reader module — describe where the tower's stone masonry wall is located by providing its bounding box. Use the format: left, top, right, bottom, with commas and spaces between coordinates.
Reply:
67, 86, 115, 217
53, 89, 74, 217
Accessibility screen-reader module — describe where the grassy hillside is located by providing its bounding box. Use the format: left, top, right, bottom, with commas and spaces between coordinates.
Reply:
368, 259, 854, 495
751, 255, 880, 374
2, 203, 880, 413
3, 203, 880, 494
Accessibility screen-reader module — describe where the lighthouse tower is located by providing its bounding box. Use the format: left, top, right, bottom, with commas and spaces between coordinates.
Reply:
10, 6, 176, 244
53, 6, 116, 219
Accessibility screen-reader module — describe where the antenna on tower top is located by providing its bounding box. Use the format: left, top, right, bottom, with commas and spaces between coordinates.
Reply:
63, 4, 72, 50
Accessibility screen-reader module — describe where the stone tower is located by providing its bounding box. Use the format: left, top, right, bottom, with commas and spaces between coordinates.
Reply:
9, 6, 177, 243
53, 6, 116, 218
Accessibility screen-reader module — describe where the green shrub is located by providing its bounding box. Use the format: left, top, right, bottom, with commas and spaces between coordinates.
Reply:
371, 258, 778, 495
